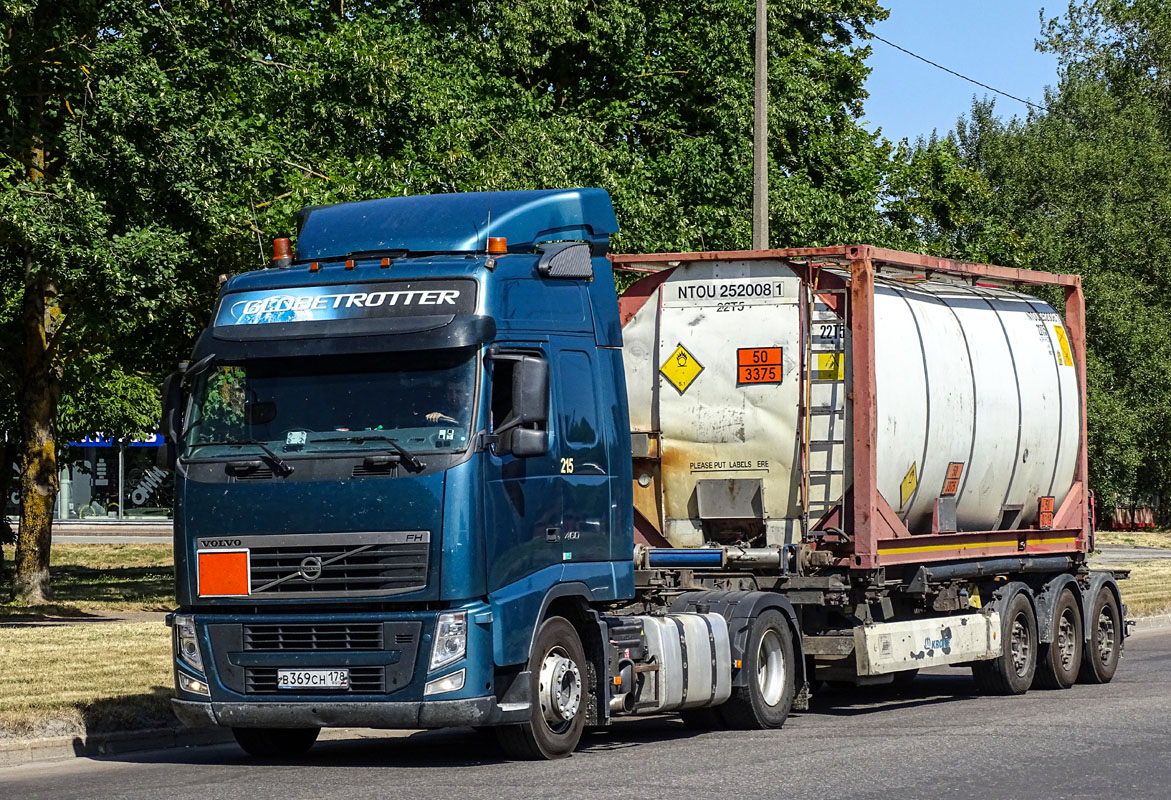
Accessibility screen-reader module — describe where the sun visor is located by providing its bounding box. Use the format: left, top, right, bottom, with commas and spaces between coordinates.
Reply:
200, 278, 492, 359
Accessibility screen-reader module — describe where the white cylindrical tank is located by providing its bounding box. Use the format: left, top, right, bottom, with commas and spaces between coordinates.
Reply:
874, 281, 1079, 532
622, 262, 1080, 541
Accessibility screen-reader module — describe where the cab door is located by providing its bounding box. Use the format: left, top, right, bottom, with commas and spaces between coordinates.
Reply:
551, 346, 610, 565
482, 344, 563, 592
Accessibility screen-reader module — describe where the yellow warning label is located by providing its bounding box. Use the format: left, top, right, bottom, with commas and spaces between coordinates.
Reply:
814, 352, 845, 381
967, 583, 983, 609
899, 462, 918, 510
1053, 325, 1074, 367
660, 343, 704, 394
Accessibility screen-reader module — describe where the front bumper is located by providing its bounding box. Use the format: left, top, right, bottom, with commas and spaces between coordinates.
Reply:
173, 671, 532, 730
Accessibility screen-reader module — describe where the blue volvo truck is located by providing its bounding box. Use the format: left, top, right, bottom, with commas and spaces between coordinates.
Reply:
163, 188, 1124, 759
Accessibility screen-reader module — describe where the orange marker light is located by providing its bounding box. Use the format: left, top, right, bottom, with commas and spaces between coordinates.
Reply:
197, 551, 250, 597
487, 237, 507, 254
309, 261, 320, 273
345, 259, 355, 270
272, 237, 292, 267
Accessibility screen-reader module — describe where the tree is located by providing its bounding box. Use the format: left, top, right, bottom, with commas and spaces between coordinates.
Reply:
2, 0, 894, 600
0, 0, 276, 601
885, 1, 1171, 506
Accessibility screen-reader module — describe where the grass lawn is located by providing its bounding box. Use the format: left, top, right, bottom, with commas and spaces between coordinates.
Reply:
0, 543, 174, 619
1115, 560, 1171, 618
0, 621, 174, 739
1095, 529, 1171, 550
0, 544, 177, 738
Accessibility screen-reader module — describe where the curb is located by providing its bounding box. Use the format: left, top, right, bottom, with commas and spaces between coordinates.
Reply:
0, 726, 233, 768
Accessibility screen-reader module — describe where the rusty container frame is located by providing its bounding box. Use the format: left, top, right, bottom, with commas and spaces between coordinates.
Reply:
610, 244, 1089, 572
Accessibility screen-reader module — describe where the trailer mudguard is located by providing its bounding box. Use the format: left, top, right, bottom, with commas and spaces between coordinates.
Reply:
670, 590, 806, 692
1082, 571, 1128, 645
1034, 573, 1082, 645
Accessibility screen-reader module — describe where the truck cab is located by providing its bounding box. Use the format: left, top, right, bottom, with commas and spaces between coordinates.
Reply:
165, 189, 633, 758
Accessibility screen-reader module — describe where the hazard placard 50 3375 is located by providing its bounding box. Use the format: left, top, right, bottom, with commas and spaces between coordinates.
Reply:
737, 347, 783, 385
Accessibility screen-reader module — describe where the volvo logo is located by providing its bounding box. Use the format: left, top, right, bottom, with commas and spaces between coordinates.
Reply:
298, 556, 323, 582
198, 538, 242, 548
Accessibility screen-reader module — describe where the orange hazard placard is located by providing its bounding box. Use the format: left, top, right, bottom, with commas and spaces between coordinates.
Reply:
737, 347, 783, 385
197, 550, 250, 597
941, 462, 964, 496
1038, 496, 1055, 529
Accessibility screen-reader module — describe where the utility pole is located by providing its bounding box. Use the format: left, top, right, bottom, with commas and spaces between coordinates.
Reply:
752, 0, 768, 250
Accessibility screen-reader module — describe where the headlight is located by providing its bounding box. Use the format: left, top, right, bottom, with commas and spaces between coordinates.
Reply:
429, 611, 467, 670
174, 614, 204, 673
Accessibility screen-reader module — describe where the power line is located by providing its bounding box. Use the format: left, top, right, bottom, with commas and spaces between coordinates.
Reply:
868, 32, 1048, 112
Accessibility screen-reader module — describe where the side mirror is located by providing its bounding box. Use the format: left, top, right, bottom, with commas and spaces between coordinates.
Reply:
156, 370, 183, 472
511, 428, 548, 458
512, 356, 549, 425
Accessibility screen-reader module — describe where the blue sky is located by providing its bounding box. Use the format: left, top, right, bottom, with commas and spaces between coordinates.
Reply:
860, 1, 1059, 145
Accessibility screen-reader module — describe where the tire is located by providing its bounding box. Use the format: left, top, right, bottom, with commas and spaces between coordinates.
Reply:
1033, 588, 1083, 690
718, 610, 796, 729
1079, 585, 1122, 684
232, 727, 320, 757
890, 669, 919, 688
972, 591, 1037, 695
495, 617, 587, 759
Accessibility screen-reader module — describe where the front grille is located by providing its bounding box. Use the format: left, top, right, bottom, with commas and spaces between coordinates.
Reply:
244, 666, 385, 694
197, 532, 430, 598
243, 623, 384, 651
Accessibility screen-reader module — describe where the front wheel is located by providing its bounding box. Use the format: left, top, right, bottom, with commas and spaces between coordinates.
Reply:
495, 617, 587, 759
232, 727, 320, 757
718, 610, 795, 729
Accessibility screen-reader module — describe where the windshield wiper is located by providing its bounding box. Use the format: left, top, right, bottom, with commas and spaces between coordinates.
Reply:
190, 439, 293, 476
315, 433, 424, 472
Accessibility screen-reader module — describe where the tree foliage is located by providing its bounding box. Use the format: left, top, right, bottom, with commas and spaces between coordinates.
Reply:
889, 0, 1171, 505
1, 0, 892, 599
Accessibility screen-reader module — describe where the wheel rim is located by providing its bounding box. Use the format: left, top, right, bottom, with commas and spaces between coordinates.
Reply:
1010, 615, 1031, 677
1096, 606, 1117, 667
757, 629, 786, 706
1056, 611, 1077, 672
538, 646, 582, 731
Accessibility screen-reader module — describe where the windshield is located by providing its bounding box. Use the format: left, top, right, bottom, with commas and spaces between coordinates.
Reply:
182, 351, 476, 460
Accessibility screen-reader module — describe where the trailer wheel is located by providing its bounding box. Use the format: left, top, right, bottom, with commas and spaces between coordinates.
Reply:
719, 610, 795, 729
972, 591, 1037, 695
232, 727, 320, 757
495, 617, 587, 759
1078, 585, 1121, 684
1034, 588, 1083, 689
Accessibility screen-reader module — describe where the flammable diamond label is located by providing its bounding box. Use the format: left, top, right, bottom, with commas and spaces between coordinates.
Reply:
660, 343, 704, 394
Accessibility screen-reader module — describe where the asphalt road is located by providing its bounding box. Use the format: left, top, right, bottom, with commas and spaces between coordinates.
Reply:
4, 624, 1169, 800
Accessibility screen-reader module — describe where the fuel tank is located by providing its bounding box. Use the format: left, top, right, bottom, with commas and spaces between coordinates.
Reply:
621, 259, 1079, 546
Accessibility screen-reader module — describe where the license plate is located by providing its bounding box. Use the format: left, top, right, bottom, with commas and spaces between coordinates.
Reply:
277, 669, 349, 690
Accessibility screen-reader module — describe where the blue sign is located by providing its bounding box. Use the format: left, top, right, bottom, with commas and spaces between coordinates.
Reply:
214, 280, 475, 326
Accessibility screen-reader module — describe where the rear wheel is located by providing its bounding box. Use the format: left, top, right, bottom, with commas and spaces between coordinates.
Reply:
719, 610, 795, 729
495, 617, 587, 759
1034, 588, 1083, 689
1079, 586, 1121, 684
232, 727, 320, 757
973, 591, 1037, 695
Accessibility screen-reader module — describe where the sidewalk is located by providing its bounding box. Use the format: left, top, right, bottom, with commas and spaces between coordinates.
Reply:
8, 520, 173, 539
